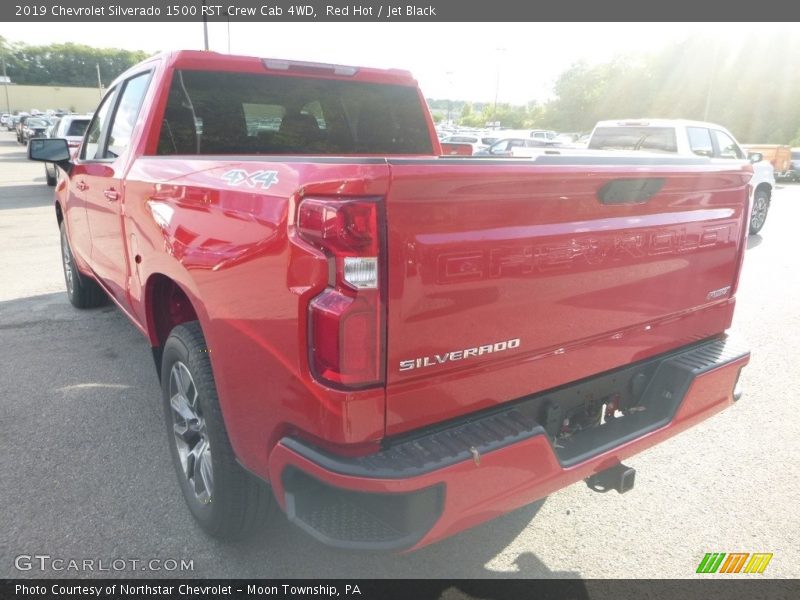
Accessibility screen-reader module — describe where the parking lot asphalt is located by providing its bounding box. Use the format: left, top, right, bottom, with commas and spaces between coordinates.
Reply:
1, 130, 798, 579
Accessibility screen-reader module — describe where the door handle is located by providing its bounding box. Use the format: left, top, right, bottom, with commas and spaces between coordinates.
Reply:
76, 180, 89, 191
103, 188, 120, 202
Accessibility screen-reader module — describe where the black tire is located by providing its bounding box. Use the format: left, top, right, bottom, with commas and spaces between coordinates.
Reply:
749, 189, 769, 235
161, 321, 273, 540
45, 165, 57, 187
59, 221, 106, 308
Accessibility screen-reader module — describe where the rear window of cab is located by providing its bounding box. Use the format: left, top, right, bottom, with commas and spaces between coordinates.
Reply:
156, 70, 434, 156
588, 127, 678, 153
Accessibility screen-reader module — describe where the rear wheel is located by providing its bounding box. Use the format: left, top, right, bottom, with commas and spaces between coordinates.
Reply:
161, 322, 274, 540
60, 221, 106, 308
749, 190, 769, 235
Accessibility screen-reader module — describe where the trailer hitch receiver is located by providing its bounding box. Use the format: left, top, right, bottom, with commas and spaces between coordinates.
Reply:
585, 463, 636, 494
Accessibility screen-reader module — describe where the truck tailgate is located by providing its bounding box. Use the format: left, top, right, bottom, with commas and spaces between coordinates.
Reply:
384, 157, 750, 435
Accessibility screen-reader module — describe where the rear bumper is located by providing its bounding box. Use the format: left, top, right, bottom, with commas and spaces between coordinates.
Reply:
268, 337, 749, 551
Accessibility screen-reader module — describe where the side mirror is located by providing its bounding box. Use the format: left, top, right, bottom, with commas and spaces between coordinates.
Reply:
748, 152, 763, 164
29, 137, 71, 168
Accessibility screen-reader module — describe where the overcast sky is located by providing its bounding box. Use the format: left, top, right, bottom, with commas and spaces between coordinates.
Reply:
0, 22, 790, 103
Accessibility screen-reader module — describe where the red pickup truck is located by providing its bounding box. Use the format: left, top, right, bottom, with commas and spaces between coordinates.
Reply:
30, 50, 751, 551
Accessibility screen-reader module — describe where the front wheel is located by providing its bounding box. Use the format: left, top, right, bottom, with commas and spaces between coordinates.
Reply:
749, 190, 769, 235
60, 221, 106, 308
161, 322, 274, 540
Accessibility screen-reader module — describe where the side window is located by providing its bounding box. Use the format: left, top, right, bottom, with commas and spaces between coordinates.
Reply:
490, 140, 509, 153
104, 72, 152, 159
81, 89, 118, 160
301, 100, 327, 130
687, 127, 713, 157
713, 130, 744, 159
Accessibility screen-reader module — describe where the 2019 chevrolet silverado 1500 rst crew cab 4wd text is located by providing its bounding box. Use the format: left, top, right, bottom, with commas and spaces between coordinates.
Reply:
30, 51, 751, 551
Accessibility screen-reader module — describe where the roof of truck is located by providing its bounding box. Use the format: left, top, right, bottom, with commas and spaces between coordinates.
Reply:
593, 118, 732, 130
112, 50, 418, 89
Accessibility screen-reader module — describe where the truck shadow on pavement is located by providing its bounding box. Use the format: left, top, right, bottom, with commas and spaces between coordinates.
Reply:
227, 498, 586, 581
0, 183, 54, 211
0, 292, 584, 584
0, 136, 30, 157
747, 234, 763, 250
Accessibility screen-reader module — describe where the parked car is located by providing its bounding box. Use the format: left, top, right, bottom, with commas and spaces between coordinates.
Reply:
554, 132, 581, 144
30, 50, 751, 551
439, 133, 500, 155
439, 141, 475, 156
7, 114, 23, 132
21, 117, 53, 145
792, 148, 800, 175
15, 115, 31, 143
588, 119, 775, 234
42, 115, 91, 186
529, 129, 559, 142
474, 137, 554, 156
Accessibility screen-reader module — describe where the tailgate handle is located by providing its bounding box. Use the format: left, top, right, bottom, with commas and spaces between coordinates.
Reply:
597, 178, 665, 204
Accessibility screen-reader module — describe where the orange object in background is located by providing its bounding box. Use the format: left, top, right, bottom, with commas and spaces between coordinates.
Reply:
743, 144, 792, 172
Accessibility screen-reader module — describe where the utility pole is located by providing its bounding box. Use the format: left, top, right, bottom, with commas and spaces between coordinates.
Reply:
492, 47, 506, 127
2, 54, 11, 116
703, 42, 720, 121
445, 71, 453, 125
96, 63, 103, 98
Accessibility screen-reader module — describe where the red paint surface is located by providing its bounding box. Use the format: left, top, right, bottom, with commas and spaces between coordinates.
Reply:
268, 354, 748, 550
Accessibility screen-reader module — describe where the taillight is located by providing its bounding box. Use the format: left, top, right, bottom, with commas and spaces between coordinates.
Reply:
298, 198, 384, 388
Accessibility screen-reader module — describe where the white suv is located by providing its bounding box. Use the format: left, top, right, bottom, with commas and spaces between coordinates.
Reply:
588, 119, 775, 235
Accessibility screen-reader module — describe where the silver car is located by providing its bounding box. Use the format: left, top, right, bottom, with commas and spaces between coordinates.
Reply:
43, 115, 90, 186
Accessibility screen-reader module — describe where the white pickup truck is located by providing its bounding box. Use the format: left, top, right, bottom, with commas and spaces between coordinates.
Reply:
588, 119, 775, 235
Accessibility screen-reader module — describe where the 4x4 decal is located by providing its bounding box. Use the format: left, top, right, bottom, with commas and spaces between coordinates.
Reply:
221, 169, 280, 190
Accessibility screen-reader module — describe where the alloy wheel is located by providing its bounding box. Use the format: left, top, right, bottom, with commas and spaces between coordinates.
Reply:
169, 362, 214, 505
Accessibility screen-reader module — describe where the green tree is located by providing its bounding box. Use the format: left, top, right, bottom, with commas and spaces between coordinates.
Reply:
3, 42, 150, 87
541, 31, 800, 143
